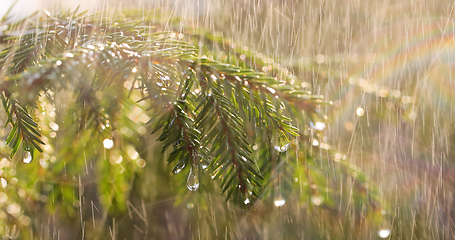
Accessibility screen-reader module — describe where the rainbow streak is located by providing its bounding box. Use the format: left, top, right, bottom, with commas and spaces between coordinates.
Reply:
329, 20, 455, 129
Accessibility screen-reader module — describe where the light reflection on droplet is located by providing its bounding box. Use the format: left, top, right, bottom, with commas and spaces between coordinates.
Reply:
315, 54, 325, 64
274, 197, 286, 207
19, 215, 31, 226
23, 152, 32, 164
0, 192, 7, 203
63, 52, 74, 58
7, 203, 20, 215
136, 159, 146, 168
312, 139, 319, 146
244, 198, 250, 204
311, 196, 323, 206
310, 121, 326, 131
378, 229, 391, 238
334, 153, 342, 162
103, 139, 114, 149
132, 67, 137, 73
50, 132, 57, 138
356, 107, 365, 116
0, 178, 6, 188
49, 122, 59, 131
408, 111, 417, 120
344, 121, 354, 131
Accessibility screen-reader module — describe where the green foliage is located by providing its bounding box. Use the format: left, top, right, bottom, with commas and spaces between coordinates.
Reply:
0, 8, 380, 239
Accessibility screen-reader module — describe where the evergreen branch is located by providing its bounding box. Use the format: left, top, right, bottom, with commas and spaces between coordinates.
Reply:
0, 92, 43, 160
195, 80, 263, 201
0, 10, 340, 204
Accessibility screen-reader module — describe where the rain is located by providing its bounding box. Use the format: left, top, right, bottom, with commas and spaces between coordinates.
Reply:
0, 0, 454, 239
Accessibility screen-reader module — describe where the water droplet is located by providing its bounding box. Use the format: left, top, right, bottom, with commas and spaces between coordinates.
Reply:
19, 215, 31, 226
312, 139, 319, 146
7, 203, 20, 215
381, 209, 387, 215
266, 86, 276, 94
132, 67, 137, 73
315, 54, 325, 64
274, 143, 290, 152
356, 107, 365, 116
0, 178, 7, 188
49, 122, 59, 131
186, 203, 194, 209
274, 197, 286, 207
136, 159, 146, 168
311, 196, 323, 206
0, 192, 7, 202
172, 161, 186, 174
103, 139, 114, 149
23, 152, 32, 164
408, 111, 417, 120
244, 198, 250, 204
187, 169, 199, 191
310, 121, 326, 131
63, 52, 74, 58
378, 229, 391, 238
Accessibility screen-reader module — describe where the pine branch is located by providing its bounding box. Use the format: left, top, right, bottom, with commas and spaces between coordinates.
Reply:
0, 10, 377, 207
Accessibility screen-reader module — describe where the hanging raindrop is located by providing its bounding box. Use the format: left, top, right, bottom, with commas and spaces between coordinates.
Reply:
187, 169, 199, 191
23, 152, 32, 164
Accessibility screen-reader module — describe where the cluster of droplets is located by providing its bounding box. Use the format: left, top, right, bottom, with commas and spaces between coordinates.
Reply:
274, 143, 290, 152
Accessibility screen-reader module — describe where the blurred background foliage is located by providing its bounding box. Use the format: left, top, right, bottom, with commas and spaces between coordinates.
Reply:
0, 0, 454, 239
